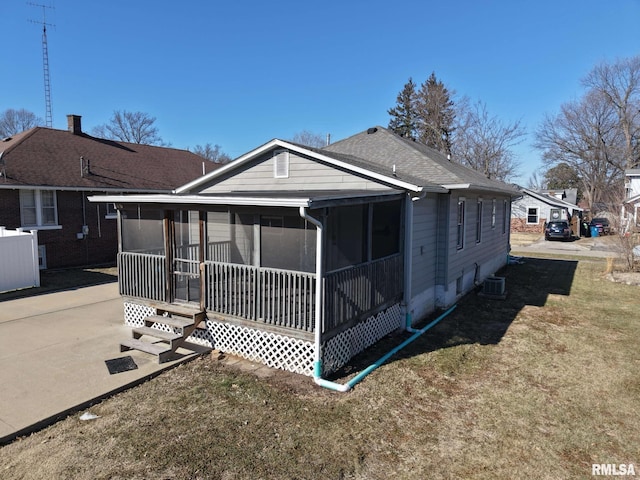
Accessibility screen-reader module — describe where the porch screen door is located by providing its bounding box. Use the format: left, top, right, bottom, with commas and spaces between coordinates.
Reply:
172, 210, 201, 305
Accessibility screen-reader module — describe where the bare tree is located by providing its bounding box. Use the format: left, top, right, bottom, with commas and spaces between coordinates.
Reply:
583, 55, 640, 171
92, 110, 164, 145
526, 170, 546, 190
290, 130, 327, 148
535, 90, 624, 212
190, 143, 232, 164
0, 108, 44, 137
452, 101, 525, 182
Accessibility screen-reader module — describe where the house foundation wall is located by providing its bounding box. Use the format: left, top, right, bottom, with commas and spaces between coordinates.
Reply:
435, 251, 508, 308
408, 287, 437, 327
510, 217, 545, 234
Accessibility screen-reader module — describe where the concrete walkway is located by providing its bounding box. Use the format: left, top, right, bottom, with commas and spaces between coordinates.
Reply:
0, 282, 206, 444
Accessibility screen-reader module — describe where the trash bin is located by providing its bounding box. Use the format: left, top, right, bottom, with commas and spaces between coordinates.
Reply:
590, 226, 599, 237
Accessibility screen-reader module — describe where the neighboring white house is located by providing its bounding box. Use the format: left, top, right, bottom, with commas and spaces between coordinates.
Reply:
511, 188, 583, 235
622, 169, 640, 231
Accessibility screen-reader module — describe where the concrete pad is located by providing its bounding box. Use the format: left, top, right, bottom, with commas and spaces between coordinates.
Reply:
0, 282, 206, 443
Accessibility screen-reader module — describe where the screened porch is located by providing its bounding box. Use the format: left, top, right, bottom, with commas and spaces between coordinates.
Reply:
116, 196, 405, 342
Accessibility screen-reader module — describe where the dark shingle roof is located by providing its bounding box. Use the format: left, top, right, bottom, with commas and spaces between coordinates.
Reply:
0, 127, 216, 191
322, 126, 519, 195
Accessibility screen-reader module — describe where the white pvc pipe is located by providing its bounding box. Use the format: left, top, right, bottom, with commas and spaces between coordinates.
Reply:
317, 305, 457, 392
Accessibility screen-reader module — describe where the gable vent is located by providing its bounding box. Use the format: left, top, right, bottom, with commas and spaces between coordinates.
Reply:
273, 150, 289, 179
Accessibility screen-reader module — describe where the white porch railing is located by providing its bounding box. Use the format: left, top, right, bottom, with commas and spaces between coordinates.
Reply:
117, 252, 402, 336
118, 252, 167, 302
204, 262, 316, 332
323, 254, 403, 334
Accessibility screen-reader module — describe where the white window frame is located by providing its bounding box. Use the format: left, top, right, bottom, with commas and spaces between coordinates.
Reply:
503, 199, 508, 234
526, 207, 539, 225
19, 189, 60, 229
476, 198, 483, 243
273, 150, 290, 179
456, 198, 466, 250
491, 199, 497, 229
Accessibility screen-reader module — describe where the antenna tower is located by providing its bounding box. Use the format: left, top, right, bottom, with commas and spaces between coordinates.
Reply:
28, 2, 55, 128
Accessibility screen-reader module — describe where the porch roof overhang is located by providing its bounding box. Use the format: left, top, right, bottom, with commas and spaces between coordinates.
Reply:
88, 188, 408, 209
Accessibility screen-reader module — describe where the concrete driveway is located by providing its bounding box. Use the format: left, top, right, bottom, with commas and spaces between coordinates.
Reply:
0, 282, 205, 444
511, 235, 619, 258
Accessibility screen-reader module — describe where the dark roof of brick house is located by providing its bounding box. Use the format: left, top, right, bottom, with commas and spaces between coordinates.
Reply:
0, 123, 216, 192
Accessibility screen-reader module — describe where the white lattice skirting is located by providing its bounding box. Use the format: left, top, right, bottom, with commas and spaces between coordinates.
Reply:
123, 302, 402, 377
322, 303, 402, 375
123, 302, 315, 376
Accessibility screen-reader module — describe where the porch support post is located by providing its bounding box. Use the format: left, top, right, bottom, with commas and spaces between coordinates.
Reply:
164, 211, 173, 304
298, 207, 324, 378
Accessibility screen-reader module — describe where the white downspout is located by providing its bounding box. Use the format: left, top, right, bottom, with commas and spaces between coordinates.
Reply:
298, 207, 327, 386
404, 191, 426, 330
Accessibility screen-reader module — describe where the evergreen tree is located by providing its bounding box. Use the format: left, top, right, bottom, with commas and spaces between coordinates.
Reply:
416, 72, 456, 155
388, 78, 418, 139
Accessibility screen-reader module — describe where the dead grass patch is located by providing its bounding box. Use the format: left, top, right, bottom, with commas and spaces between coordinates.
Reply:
1, 255, 638, 479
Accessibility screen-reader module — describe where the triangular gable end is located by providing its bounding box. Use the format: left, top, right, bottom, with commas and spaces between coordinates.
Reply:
176, 139, 425, 196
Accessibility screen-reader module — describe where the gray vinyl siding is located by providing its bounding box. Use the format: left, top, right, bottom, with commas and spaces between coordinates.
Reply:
411, 195, 438, 297
200, 151, 390, 194
435, 194, 449, 286
511, 195, 566, 223
446, 192, 510, 284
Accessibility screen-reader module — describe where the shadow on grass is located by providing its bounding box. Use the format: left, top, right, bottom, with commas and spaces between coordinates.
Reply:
0, 265, 117, 302
330, 256, 579, 380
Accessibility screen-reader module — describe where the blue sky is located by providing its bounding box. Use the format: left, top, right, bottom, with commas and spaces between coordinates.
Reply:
2, 0, 640, 184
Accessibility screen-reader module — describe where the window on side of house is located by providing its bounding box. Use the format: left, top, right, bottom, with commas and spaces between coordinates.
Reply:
491, 199, 496, 229
476, 199, 483, 243
19, 189, 59, 228
526, 207, 539, 224
457, 198, 465, 250
502, 199, 508, 234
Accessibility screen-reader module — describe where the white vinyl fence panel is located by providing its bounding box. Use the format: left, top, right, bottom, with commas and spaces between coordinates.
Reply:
0, 227, 40, 292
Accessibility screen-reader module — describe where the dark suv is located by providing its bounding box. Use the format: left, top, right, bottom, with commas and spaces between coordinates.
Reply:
545, 220, 572, 241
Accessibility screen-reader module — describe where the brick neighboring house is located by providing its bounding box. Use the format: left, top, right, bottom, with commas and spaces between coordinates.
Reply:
0, 115, 217, 269
511, 187, 583, 235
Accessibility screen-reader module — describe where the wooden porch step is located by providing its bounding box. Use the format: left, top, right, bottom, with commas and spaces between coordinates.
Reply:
132, 326, 182, 343
145, 314, 194, 330
156, 303, 203, 318
120, 338, 173, 363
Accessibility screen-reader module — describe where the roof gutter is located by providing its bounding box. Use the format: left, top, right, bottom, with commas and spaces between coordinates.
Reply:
88, 193, 313, 208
